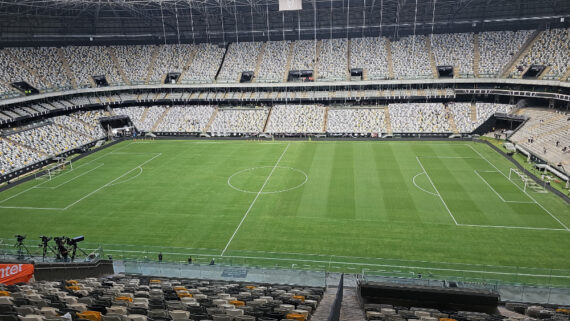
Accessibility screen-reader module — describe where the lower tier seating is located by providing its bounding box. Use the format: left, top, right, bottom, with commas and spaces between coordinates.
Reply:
0, 276, 324, 321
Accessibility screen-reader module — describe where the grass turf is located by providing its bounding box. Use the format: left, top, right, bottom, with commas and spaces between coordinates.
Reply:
0, 140, 569, 285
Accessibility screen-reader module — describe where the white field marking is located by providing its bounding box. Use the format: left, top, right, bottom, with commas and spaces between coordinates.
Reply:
457, 223, 567, 231
34, 163, 105, 190
465, 144, 570, 231
110, 152, 162, 155
0, 206, 64, 210
473, 170, 535, 204
417, 156, 478, 159
412, 172, 438, 196
227, 166, 308, 194
416, 157, 459, 225
221, 143, 291, 256
96, 248, 570, 279
62, 153, 162, 210
0, 141, 135, 204
107, 167, 143, 187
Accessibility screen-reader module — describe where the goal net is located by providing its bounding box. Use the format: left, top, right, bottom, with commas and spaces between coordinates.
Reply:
508, 168, 546, 193
37, 160, 73, 180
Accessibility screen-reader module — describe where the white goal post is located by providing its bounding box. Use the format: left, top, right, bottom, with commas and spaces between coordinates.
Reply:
38, 159, 73, 180
509, 168, 529, 192
508, 168, 546, 193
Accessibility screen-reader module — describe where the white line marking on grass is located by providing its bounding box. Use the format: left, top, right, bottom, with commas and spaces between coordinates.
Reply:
221, 143, 291, 256
416, 157, 459, 225
457, 224, 567, 231
227, 166, 308, 194
0, 206, 64, 210
34, 163, 105, 190
473, 170, 535, 204
107, 167, 143, 187
62, 153, 161, 210
466, 144, 570, 231
417, 156, 478, 159
412, 172, 438, 196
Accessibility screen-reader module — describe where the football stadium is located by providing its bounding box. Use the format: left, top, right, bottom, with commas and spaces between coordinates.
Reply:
0, 0, 569, 318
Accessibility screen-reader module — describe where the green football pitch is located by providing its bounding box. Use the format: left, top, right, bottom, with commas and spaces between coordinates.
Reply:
0, 140, 569, 285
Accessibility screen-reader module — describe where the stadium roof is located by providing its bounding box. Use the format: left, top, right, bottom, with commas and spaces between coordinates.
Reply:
0, 0, 569, 46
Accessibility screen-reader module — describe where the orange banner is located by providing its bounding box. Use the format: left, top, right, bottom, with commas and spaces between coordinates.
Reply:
0, 264, 34, 285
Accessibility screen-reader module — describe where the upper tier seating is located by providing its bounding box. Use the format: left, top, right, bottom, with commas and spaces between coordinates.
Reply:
317, 38, 348, 81
265, 105, 325, 133
209, 108, 269, 134
511, 28, 569, 79
391, 35, 433, 79
327, 108, 386, 134
289, 40, 317, 72
180, 44, 226, 83
350, 37, 390, 80
509, 108, 570, 167
218, 42, 263, 83
389, 103, 451, 133
154, 106, 215, 132
478, 30, 533, 77
431, 32, 474, 77
112, 45, 154, 84
63, 46, 123, 87
256, 41, 291, 83
5, 47, 72, 89
149, 45, 195, 84
0, 50, 48, 92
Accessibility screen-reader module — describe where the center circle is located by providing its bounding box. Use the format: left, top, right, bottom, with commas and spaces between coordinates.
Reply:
228, 166, 308, 194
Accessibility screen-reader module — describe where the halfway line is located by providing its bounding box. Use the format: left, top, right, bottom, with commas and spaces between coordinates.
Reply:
221, 143, 290, 256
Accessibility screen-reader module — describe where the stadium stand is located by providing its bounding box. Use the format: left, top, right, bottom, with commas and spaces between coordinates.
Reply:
217, 42, 263, 83
327, 107, 386, 134
390, 35, 433, 79
289, 40, 317, 72
63, 46, 123, 87
389, 103, 451, 133
114, 106, 166, 132
180, 44, 226, 83
509, 108, 570, 167
0, 50, 48, 91
511, 28, 569, 79
154, 106, 215, 133
477, 30, 533, 77
256, 41, 291, 83
0, 136, 43, 175
111, 45, 155, 84
362, 302, 570, 321
209, 108, 269, 134
4, 47, 72, 90
8, 118, 101, 159
317, 38, 348, 81
265, 105, 326, 134
350, 37, 390, 80
149, 44, 195, 84
431, 32, 475, 77
0, 276, 324, 321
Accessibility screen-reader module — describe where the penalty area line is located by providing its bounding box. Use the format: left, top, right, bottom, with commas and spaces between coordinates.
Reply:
465, 144, 570, 232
